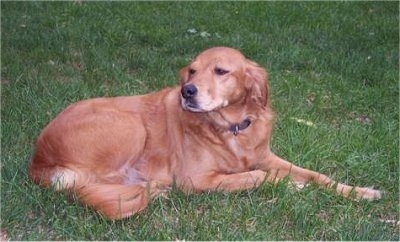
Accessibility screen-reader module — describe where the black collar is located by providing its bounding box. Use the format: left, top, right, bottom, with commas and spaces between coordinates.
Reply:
229, 118, 251, 136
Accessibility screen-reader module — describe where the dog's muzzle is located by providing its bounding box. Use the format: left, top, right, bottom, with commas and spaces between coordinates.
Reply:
181, 84, 201, 112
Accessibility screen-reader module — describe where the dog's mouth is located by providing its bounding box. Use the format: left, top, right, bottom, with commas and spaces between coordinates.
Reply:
181, 96, 205, 112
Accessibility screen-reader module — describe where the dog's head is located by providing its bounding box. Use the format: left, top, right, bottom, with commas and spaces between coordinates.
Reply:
180, 47, 268, 113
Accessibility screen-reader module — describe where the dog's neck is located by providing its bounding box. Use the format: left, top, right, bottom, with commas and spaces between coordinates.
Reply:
227, 118, 251, 136
207, 99, 256, 135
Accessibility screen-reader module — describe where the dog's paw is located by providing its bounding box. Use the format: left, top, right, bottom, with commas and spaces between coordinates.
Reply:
357, 187, 383, 201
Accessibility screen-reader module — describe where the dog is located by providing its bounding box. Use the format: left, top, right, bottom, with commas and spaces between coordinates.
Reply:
29, 47, 382, 219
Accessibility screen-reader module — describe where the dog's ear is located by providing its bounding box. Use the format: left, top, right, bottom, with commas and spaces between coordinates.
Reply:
179, 66, 189, 85
245, 60, 268, 106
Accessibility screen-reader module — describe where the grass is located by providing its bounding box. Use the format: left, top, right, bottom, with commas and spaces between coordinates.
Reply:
1, 1, 399, 240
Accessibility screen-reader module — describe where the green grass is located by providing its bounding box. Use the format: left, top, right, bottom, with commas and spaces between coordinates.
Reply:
1, 1, 398, 240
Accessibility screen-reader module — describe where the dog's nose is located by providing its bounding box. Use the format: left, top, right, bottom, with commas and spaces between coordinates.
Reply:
181, 84, 198, 99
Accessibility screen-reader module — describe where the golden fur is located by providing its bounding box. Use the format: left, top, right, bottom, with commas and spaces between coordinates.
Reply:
29, 47, 381, 219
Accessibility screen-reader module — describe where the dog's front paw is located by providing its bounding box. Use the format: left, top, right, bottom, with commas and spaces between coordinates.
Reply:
357, 187, 383, 201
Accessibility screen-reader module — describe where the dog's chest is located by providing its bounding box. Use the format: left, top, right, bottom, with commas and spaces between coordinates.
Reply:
226, 136, 245, 156
206, 135, 261, 174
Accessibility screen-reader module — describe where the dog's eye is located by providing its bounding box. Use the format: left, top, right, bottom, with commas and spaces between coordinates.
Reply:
214, 67, 229, 76
189, 69, 196, 75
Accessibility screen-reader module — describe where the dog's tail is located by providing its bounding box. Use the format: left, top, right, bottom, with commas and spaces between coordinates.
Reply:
29, 157, 152, 219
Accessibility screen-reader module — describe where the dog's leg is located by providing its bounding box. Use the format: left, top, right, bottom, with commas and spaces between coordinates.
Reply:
261, 153, 382, 200
187, 170, 267, 192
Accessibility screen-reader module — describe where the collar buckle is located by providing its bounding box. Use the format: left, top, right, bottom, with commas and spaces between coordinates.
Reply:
229, 118, 251, 136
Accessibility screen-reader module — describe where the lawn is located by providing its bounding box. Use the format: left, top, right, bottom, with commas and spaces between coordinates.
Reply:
1, 1, 399, 240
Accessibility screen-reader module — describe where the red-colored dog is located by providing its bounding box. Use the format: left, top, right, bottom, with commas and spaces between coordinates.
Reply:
29, 47, 381, 219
